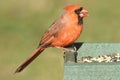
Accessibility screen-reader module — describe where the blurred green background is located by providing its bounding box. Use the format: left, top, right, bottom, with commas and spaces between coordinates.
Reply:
0, 0, 120, 80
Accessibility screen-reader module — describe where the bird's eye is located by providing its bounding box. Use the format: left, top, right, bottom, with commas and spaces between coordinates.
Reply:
74, 7, 83, 15
74, 9, 80, 14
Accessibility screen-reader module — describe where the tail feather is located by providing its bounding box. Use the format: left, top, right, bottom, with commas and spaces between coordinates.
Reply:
15, 47, 45, 73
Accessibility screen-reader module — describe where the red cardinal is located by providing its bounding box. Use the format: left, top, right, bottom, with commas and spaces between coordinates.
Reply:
15, 5, 88, 73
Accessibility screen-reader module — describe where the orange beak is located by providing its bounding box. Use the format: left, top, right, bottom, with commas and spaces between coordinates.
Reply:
80, 8, 89, 17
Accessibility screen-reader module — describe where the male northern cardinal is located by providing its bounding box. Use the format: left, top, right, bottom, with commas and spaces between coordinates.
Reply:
15, 5, 88, 73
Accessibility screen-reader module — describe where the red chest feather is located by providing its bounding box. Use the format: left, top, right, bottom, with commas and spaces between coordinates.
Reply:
51, 25, 82, 47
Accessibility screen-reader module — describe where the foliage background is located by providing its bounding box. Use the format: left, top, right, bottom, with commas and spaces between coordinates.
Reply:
0, 0, 120, 80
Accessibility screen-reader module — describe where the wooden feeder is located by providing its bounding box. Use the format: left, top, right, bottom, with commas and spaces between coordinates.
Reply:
64, 43, 120, 80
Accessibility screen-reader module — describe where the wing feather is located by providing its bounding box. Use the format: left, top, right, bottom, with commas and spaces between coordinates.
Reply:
39, 18, 65, 47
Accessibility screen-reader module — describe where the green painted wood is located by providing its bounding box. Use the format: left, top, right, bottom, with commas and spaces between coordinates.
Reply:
64, 43, 120, 80
64, 62, 120, 80
77, 43, 120, 58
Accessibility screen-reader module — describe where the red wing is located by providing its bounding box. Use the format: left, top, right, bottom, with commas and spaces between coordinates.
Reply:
39, 18, 65, 47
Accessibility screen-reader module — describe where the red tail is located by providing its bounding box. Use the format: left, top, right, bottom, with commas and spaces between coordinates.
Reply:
15, 47, 45, 73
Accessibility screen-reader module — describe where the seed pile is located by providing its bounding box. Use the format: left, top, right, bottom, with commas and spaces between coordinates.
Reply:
77, 53, 120, 63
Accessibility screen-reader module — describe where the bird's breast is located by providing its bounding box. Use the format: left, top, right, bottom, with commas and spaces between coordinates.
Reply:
51, 25, 83, 47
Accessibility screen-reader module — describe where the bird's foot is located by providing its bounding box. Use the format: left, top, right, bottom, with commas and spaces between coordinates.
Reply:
62, 47, 77, 53
55, 46, 77, 53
